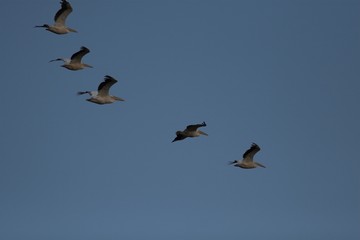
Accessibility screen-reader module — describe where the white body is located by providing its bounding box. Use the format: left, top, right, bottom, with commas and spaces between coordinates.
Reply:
45, 25, 76, 35
86, 92, 124, 105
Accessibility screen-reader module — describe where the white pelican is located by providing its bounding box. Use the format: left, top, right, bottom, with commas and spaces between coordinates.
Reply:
35, 0, 77, 34
172, 122, 208, 142
229, 143, 265, 169
49, 46, 93, 71
77, 75, 125, 105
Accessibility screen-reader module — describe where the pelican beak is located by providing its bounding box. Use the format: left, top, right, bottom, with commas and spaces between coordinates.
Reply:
228, 160, 237, 165
198, 130, 208, 136
35, 24, 48, 28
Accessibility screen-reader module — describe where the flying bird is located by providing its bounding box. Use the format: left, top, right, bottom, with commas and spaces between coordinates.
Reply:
49, 46, 93, 70
35, 0, 77, 34
172, 122, 208, 142
78, 75, 125, 105
229, 143, 265, 169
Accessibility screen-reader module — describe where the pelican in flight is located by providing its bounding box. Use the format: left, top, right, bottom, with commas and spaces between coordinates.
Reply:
49, 46, 93, 71
35, 0, 77, 34
78, 75, 125, 105
229, 143, 265, 169
172, 122, 208, 142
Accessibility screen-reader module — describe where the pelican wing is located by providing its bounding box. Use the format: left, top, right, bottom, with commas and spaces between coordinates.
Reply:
97, 75, 117, 97
185, 121, 206, 131
242, 143, 260, 163
70, 46, 90, 63
54, 0, 73, 26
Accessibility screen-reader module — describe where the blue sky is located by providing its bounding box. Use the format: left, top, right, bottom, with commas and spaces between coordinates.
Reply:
1, 0, 359, 239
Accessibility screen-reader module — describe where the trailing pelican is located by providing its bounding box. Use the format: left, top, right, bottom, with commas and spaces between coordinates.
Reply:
172, 122, 208, 142
35, 0, 77, 34
49, 46, 93, 70
229, 143, 265, 169
78, 75, 125, 105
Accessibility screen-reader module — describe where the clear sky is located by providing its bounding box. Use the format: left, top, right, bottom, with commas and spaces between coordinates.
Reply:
1, 0, 359, 239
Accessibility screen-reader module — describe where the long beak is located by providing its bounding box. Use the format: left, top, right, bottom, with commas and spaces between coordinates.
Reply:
228, 160, 237, 165
198, 130, 208, 136
49, 58, 62, 63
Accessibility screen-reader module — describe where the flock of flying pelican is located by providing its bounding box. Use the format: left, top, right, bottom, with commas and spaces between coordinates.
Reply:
36, 0, 266, 170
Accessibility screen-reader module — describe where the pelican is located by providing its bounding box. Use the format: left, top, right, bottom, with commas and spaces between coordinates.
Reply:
229, 143, 265, 169
49, 46, 93, 70
35, 0, 77, 34
78, 75, 125, 105
172, 122, 208, 142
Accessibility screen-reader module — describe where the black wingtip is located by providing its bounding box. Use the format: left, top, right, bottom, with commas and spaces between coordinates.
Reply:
80, 46, 90, 51
251, 142, 259, 148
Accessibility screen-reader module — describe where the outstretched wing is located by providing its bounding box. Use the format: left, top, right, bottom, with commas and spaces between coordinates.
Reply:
185, 121, 206, 131
242, 143, 261, 163
70, 46, 90, 63
54, 0, 73, 26
97, 75, 117, 97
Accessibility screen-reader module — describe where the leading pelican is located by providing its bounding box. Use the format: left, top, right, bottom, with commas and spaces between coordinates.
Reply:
229, 143, 265, 169
35, 0, 77, 34
172, 122, 208, 142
